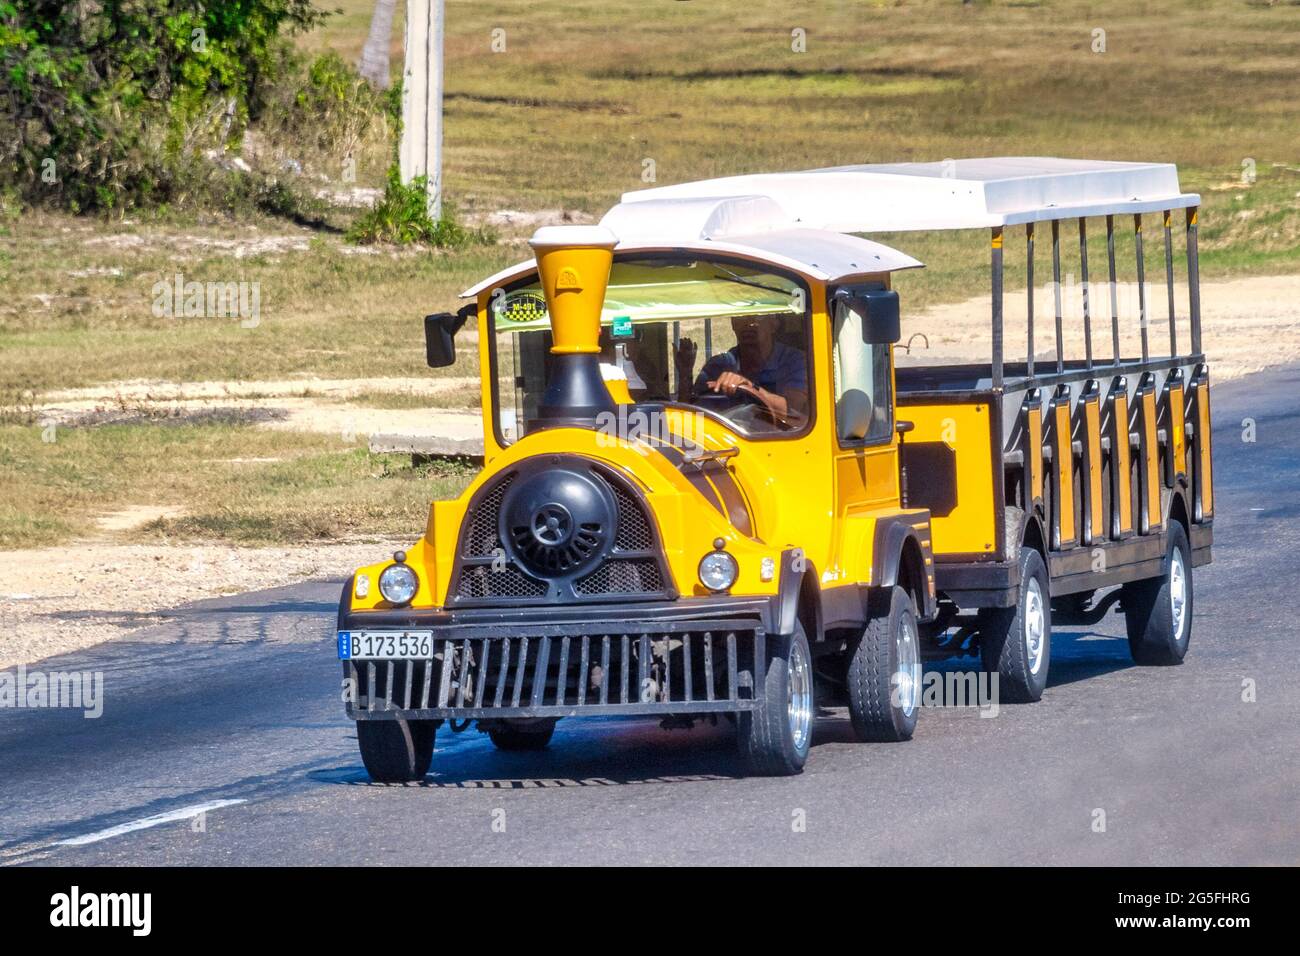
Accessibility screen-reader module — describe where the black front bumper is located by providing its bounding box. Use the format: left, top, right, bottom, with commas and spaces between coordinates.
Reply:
340, 597, 771, 721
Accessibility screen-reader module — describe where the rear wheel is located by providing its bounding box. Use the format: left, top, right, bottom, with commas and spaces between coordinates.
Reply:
357, 718, 436, 783
487, 719, 557, 751
1123, 522, 1193, 665
738, 623, 813, 776
846, 585, 922, 741
979, 547, 1051, 703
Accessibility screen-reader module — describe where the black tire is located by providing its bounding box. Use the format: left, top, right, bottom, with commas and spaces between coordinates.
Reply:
488, 720, 557, 751
1123, 522, 1193, 665
357, 718, 436, 783
979, 546, 1052, 703
846, 585, 922, 742
737, 623, 813, 776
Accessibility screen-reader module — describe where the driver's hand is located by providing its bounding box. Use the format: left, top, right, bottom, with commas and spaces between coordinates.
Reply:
708, 371, 754, 396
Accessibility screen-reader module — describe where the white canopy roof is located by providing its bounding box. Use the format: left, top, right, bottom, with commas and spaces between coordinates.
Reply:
616, 157, 1200, 232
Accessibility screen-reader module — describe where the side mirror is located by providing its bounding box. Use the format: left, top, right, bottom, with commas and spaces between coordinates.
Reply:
424, 309, 469, 369
856, 288, 901, 345
836, 388, 874, 441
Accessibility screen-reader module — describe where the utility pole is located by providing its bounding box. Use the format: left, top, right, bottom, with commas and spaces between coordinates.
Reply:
399, 0, 445, 221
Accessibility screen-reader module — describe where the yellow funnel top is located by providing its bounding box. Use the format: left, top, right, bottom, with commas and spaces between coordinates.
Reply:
529, 225, 618, 355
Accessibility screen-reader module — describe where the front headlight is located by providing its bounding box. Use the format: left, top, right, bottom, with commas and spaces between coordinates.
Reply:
698, 550, 738, 592
378, 563, 419, 605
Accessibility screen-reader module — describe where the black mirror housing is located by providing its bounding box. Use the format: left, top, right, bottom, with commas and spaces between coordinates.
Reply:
856, 288, 901, 345
424, 308, 470, 369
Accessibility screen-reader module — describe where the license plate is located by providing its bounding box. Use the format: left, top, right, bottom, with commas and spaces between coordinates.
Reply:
337, 630, 433, 661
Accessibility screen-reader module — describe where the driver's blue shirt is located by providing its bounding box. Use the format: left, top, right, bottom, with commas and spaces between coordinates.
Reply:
694, 342, 807, 397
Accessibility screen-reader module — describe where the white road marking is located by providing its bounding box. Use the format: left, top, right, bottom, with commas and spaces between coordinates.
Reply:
57, 799, 247, 846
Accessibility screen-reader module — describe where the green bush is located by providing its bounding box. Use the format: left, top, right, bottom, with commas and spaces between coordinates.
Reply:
347, 168, 495, 248
0, 0, 324, 213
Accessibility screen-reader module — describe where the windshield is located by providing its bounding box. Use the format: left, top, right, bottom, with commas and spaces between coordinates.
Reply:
490, 257, 811, 443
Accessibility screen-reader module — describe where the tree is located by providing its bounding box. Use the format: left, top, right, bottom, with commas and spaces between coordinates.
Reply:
358, 0, 398, 89
0, 0, 323, 211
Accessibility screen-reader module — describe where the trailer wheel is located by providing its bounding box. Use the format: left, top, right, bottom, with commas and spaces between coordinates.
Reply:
356, 718, 436, 783
488, 720, 557, 751
846, 585, 922, 741
738, 623, 813, 776
979, 547, 1052, 703
1123, 522, 1193, 665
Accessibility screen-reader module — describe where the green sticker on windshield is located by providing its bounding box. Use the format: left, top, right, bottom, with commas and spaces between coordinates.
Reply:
612, 314, 633, 338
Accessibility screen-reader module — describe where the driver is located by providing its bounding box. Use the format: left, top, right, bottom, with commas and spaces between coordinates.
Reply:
675, 315, 808, 423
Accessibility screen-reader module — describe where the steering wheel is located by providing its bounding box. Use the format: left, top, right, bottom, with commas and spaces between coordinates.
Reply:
694, 383, 765, 410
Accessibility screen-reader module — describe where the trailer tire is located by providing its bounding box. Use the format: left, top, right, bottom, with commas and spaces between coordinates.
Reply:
979, 547, 1052, 703
1123, 522, 1193, 665
738, 623, 813, 776
488, 720, 557, 751
357, 718, 436, 783
846, 585, 921, 741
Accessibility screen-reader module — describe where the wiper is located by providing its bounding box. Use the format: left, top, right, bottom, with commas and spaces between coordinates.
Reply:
711, 266, 796, 298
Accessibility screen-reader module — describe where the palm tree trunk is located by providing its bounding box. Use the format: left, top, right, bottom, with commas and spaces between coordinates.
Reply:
358, 0, 399, 89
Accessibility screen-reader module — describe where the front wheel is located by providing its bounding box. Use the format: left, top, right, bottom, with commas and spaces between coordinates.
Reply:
738, 623, 814, 776
979, 547, 1052, 703
846, 585, 922, 741
357, 718, 436, 783
1123, 522, 1193, 665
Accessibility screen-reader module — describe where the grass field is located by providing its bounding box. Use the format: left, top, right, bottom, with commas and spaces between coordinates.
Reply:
2, 0, 1298, 549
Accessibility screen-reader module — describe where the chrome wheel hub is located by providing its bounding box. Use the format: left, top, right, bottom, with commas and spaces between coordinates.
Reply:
894, 614, 921, 717
786, 638, 813, 752
1024, 577, 1046, 676
1170, 548, 1188, 641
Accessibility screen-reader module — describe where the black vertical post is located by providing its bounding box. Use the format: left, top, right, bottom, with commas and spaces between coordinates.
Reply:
1107, 214, 1120, 365
992, 226, 1004, 390
1186, 206, 1202, 355
1079, 217, 1093, 371
1135, 214, 1149, 362
1052, 219, 1064, 374
1163, 209, 1177, 357
1026, 222, 1035, 380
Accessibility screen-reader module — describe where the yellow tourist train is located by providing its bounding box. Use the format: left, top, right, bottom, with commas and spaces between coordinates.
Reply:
336, 158, 1213, 779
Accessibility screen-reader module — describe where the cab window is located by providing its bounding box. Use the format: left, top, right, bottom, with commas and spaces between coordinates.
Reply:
832, 291, 894, 444
490, 256, 811, 443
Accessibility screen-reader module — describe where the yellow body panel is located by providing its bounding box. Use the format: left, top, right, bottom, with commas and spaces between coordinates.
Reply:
1167, 380, 1186, 482
1026, 400, 1044, 506
893, 401, 997, 557
1053, 400, 1076, 546
1195, 379, 1213, 518
1139, 390, 1162, 531
1111, 391, 1134, 535
1084, 396, 1104, 543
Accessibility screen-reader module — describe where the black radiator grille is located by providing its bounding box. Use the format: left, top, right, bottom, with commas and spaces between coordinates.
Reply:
461, 473, 514, 558
345, 623, 762, 717
457, 564, 547, 599
452, 464, 669, 603
611, 482, 653, 552
574, 558, 662, 596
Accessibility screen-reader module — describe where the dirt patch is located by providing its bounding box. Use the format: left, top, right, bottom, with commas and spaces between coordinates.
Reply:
96, 505, 188, 533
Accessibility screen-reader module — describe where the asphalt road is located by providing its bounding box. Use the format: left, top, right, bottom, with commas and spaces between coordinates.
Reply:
3, 365, 1298, 867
